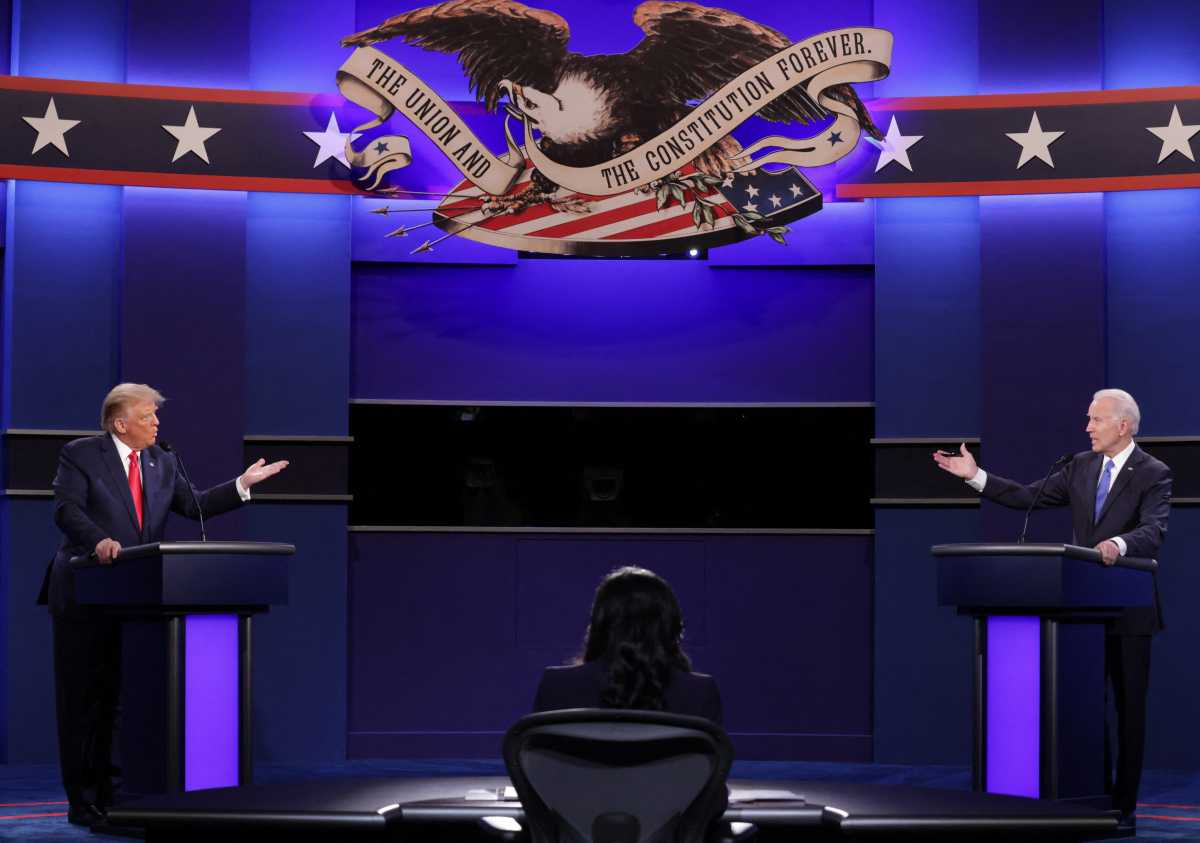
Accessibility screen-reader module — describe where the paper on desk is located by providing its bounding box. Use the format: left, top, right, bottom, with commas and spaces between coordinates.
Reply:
465, 786, 520, 800
727, 788, 805, 803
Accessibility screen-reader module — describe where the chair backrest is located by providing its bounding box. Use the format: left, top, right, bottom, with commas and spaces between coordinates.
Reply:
503, 709, 733, 843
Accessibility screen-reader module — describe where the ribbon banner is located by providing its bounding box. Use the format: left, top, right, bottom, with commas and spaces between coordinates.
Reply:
338, 27, 892, 197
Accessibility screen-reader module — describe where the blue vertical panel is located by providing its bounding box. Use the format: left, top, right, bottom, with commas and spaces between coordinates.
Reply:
244, 504, 347, 763
10, 0, 125, 81
249, 0, 356, 94
3, 499, 60, 762
1104, 0, 1200, 89
5, 182, 121, 427
874, 198, 980, 436
125, 0, 248, 88
978, 0, 1103, 94
1105, 190, 1200, 433
874, 508, 977, 764
120, 187, 247, 539
872, 0, 978, 97
979, 194, 1105, 541
1145, 509, 1200, 771
868, 0, 980, 765
245, 193, 350, 435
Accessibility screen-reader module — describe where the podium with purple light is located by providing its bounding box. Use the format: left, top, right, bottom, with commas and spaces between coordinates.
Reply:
73, 541, 292, 795
933, 543, 1156, 803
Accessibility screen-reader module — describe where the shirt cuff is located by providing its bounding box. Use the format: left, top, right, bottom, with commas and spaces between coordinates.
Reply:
1110, 536, 1127, 556
235, 476, 251, 501
966, 468, 987, 492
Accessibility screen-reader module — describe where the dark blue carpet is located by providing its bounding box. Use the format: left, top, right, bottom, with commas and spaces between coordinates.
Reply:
3, 760, 1199, 841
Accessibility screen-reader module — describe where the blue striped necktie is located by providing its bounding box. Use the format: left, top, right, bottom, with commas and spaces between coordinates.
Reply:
1094, 459, 1114, 522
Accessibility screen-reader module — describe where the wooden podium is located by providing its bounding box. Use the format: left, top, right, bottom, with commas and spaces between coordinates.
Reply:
933, 543, 1156, 803
73, 541, 292, 795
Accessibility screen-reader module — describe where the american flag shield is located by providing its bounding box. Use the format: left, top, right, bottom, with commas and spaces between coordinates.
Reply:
433, 154, 823, 256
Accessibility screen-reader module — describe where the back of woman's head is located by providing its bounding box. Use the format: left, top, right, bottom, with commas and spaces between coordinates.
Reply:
581, 566, 691, 710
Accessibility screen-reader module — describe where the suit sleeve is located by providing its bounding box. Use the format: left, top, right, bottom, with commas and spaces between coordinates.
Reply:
1118, 464, 1171, 559
52, 447, 109, 551
981, 463, 1072, 511
168, 455, 245, 521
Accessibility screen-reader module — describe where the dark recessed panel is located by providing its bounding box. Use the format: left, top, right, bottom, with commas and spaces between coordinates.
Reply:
874, 440, 982, 501
4, 431, 96, 491
1138, 440, 1200, 500
241, 439, 350, 499
349, 405, 873, 529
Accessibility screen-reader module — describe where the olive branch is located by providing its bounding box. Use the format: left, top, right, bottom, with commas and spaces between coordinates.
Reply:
653, 172, 791, 245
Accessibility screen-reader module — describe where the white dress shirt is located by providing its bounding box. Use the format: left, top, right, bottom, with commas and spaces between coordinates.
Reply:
966, 438, 1135, 555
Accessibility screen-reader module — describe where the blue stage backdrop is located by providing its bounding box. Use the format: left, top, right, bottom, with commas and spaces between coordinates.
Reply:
1, 0, 1200, 778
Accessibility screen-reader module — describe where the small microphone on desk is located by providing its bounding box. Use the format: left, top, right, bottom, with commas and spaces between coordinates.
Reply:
159, 440, 207, 542
1017, 453, 1073, 545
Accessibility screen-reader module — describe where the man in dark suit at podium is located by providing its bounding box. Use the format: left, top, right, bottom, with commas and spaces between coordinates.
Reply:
38, 383, 288, 827
934, 388, 1171, 826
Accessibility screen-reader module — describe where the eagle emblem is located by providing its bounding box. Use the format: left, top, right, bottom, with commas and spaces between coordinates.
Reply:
339, 1, 891, 255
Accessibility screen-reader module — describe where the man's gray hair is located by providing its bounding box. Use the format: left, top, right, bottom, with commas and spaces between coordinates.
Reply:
101, 383, 165, 433
1094, 388, 1140, 435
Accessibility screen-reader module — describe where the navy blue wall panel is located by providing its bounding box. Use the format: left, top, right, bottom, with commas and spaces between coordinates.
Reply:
978, 0, 1102, 94
2, 500, 59, 762
874, 197, 980, 437
873, 508, 978, 764
349, 532, 873, 761
126, 0, 247, 88
1145, 509, 1200, 770
120, 188, 247, 539
10, 0, 125, 81
245, 193, 351, 436
6, 182, 121, 428
1103, 0, 1200, 90
979, 194, 1106, 542
244, 504, 347, 763
1105, 192, 1200, 435
351, 264, 874, 403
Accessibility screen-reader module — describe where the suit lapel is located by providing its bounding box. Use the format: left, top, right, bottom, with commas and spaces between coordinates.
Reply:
1097, 446, 1142, 525
99, 436, 142, 534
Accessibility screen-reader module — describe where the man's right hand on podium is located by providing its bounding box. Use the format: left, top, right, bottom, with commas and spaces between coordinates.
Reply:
95, 538, 121, 565
932, 443, 978, 481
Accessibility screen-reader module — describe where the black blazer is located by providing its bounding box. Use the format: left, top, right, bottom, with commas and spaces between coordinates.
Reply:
981, 445, 1171, 634
39, 435, 245, 617
533, 660, 724, 725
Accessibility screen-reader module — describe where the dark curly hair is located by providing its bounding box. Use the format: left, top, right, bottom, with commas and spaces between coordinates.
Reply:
579, 566, 692, 711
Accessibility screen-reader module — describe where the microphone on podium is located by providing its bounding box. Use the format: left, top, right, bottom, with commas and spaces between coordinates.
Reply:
1017, 452, 1073, 544
159, 440, 207, 542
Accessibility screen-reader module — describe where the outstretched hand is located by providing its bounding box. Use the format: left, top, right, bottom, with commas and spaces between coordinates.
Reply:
240, 458, 289, 489
932, 443, 978, 480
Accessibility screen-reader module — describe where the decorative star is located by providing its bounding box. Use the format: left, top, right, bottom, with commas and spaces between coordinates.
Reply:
767, 194, 783, 208
721, 174, 736, 188
374, 141, 390, 154
788, 183, 804, 198
742, 201, 759, 213
745, 184, 760, 198
1006, 111, 1064, 169
302, 112, 362, 168
23, 98, 81, 156
163, 106, 221, 164
1146, 105, 1200, 163
873, 116, 923, 172
828, 131, 843, 145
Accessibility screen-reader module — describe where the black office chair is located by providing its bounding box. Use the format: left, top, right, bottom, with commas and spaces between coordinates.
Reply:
502, 709, 733, 843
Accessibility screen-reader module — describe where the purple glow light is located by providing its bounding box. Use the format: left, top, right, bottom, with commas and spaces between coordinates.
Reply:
184, 614, 239, 791
986, 616, 1040, 798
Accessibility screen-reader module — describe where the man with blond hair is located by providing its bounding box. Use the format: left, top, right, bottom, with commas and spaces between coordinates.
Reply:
38, 383, 287, 827
933, 388, 1171, 829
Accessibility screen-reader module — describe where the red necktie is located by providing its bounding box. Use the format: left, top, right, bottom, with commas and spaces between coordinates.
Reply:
128, 451, 144, 530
